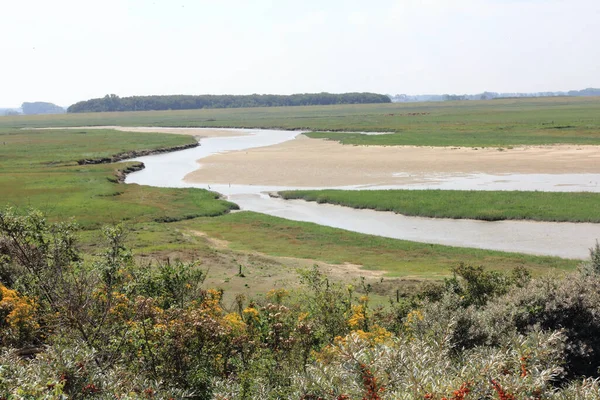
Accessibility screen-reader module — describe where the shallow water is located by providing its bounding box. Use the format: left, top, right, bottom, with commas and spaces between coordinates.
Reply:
126, 128, 301, 188
383, 172, 600, 192
125, 128, 600, 259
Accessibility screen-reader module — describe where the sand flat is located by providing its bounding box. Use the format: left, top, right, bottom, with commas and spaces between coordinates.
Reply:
184, 135, 600, 187
109, 126, 247, 138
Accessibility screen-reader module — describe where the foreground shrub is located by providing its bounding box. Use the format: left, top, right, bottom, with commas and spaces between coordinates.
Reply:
214, 328, 570, 399
482, 272, 600, 379
2, 208, 600, 398
0, 341, 190, 398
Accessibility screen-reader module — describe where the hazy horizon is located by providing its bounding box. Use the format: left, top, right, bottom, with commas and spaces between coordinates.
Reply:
3, 87, 600, 110
2, 0, 599, 107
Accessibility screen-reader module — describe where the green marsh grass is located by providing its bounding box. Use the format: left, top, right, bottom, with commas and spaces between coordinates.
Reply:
187, 212, 577, 279
2, 96, 600, 147
279, 189, 600, 222
0, 127, 237, 228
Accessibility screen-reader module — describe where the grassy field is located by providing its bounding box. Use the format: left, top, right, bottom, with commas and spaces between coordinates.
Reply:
0, 123, 580, 290
279, 189, 600, 222
0, 128, 195, 167
185, 212, 576, 278
0, 127, 237, 228
1, 96, 600, 147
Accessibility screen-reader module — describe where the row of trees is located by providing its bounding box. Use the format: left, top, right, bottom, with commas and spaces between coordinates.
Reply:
390, 87, 600, 102
22, 102, 65, 115
2, 208, 600, 398
67, 92, 391, 113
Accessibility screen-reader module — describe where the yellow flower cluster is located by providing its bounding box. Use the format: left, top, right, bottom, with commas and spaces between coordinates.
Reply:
243, 306, 260, 321
109, 292, 132, 318
202, 289, 223, 316
224, 312, 246, 331
405, 309, 424, 325
354, 325, 393, 345
347, 305, 366, 329
313, 325, 394, 365
0, 283, 38, 331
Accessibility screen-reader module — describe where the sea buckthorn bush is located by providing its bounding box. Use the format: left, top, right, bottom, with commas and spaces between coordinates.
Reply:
1, 208, 600, 398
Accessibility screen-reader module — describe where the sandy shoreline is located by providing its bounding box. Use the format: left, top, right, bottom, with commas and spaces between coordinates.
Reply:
185, 135, 600, 187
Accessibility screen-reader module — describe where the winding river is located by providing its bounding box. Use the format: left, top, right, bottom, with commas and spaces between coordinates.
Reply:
125, 128, 600, 259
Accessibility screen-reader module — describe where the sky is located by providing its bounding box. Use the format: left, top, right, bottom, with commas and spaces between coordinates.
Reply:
1, 0, 599, 107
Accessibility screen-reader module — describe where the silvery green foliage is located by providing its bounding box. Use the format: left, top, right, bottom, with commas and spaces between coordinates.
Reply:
480, 272, 600, 378
414, 265, 600, 380
213, 327, 571, 398
0, 342, 190, 399
579, 240, 600, 276
287, 329, 565, 399
211, 376, 279, 400
211, 266, 600, 399
551, 378, 600, 399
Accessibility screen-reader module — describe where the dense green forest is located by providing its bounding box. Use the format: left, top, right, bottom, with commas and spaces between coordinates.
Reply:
67, 93, 391, 113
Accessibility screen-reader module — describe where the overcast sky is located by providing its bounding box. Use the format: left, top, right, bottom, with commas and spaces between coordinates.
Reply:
1, 0, 599, 107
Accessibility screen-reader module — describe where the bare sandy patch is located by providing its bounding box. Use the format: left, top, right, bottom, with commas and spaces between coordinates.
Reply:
35, 126, 246, 139
188, 230, 232, 250
188, 230, 383, 278
185, 135, 600, 187
184, 229, 389, 302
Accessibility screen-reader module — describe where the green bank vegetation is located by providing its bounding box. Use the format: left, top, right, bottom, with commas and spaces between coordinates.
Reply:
0, 128, 237, 228
187, 212, 575, 278
279, 189, 600, 222
0, 127, 194, 167
2, 96, 600, 147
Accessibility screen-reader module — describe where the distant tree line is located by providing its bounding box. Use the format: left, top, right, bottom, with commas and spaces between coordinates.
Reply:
21, 102, 65, 115
390, 87, 600, 103
67, 92, 391, 113
1, 109, 21, 116
567, 88, 600, 97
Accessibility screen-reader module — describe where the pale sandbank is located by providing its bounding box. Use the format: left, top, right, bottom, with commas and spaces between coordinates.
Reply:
184, 135, 600, 187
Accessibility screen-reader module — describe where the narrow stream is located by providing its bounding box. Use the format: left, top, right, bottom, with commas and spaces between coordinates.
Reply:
125, 128, 600, 259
